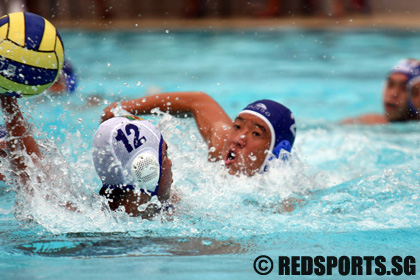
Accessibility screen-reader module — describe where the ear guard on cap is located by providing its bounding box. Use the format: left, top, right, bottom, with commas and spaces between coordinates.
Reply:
262, 140, 292, 172
270, 140, 291, 161
130, 152, 161, 195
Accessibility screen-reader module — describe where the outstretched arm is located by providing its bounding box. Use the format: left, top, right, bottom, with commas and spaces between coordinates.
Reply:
340, 114, 388, 125
0, 95, 42, 184
102, 91, 232, 146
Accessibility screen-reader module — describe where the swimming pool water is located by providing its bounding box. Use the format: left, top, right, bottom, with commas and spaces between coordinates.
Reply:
1, 27, 420, 279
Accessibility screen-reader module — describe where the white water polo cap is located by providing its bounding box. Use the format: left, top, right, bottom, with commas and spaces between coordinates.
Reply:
92, 116, 164, 195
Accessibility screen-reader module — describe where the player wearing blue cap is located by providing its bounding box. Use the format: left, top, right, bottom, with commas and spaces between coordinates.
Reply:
102, 92, 296, 176
48, 59, 78, 95
342, 59, 420, 124
405, 63, 420, 115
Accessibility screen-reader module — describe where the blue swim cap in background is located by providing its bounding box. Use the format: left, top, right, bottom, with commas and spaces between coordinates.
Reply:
396, 59, 420, 116
406, 62, 420, 93
389, 59, 420, 116
62, 59, 77, 93
390, 59, 420, 77
240, 99, 296, 172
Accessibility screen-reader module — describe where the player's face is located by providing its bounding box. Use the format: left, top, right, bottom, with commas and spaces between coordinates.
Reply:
383, 73, 410, 121
409, 81, 420, 111
222, 113, 271, 176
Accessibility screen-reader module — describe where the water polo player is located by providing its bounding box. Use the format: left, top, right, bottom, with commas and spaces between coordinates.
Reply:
48, 59, 78, 95
102, 92, 296, 176
0, 95, 173, 217
342, 58, 420, 124
93, 116, 173, 217
0, 11, 172, 218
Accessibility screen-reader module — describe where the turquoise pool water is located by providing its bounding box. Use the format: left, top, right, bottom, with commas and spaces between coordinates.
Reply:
1, 27, 420, 279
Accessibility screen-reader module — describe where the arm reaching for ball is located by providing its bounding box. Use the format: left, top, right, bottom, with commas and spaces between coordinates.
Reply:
101, 91, 232, 148
0, 95, 42, 185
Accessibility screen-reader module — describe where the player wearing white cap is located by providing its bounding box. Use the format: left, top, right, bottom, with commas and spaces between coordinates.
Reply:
0, 95, 173, 217
93, 115, 173, 217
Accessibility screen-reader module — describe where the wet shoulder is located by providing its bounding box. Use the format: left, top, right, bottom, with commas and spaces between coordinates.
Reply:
341, 114, 388, 125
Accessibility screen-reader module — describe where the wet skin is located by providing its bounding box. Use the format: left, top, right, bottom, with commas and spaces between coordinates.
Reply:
384, 73, 410, 121
221, 113, 271, 176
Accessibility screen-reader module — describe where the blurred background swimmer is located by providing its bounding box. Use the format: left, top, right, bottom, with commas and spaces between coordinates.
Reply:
47, 59, 77, 95
406, 63, 420, 115
46, 59, 104, 108
102, 91, 296, 177
342, 58, 420, 124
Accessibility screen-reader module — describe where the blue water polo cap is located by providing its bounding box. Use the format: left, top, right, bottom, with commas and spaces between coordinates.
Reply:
405, 61, 420, 92
391, 59, 420, 115
390, 59, 420, 77
240, 100, 296, 172
62, 59, 77, 93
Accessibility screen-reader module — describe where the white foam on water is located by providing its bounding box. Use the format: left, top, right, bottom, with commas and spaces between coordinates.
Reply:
2, 109, 418, 241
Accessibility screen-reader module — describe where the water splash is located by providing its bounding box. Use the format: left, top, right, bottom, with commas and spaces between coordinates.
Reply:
1, 110, 419, 241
